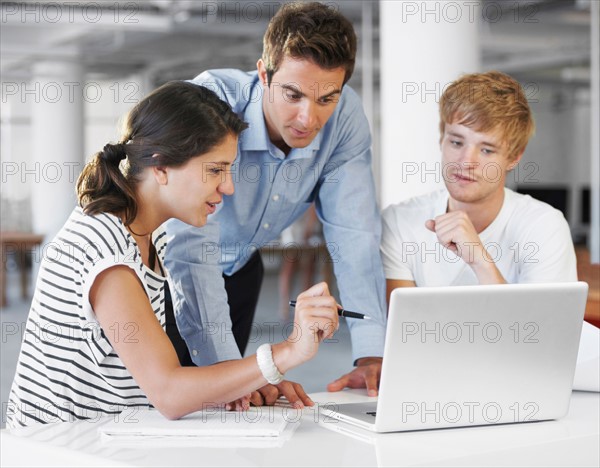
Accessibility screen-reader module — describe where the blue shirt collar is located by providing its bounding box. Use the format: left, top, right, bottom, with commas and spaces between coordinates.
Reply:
239, 84, 323, 160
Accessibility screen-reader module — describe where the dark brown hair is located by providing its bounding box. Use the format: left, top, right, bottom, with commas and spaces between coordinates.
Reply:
262, 2, 357, 86
76, 81, 247, 225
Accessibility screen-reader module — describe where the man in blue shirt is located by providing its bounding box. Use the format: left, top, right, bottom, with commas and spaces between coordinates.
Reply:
165, 2, 386, 405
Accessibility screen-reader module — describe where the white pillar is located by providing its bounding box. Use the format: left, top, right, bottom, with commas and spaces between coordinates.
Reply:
361, 1, 378, 200
591, 0, 599, 263
31, 61, 84, 241
380, 0, 480, 208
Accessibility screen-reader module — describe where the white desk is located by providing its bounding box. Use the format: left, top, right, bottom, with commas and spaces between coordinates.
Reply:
1, 390, 598, 467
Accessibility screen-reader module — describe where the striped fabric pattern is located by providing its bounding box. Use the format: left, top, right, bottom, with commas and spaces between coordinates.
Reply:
7, 207, 168, 428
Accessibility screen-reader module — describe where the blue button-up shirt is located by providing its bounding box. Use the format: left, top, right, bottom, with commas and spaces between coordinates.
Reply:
164, 69, 387, 365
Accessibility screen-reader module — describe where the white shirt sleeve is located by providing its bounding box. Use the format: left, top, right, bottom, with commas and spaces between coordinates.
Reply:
380, 206, 416, 281
515, 209, 578, 283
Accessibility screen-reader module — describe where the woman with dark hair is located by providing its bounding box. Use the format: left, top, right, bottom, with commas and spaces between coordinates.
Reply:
7, 81, 338, 428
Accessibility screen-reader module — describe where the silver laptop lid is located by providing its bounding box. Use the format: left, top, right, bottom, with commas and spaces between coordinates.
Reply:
375, 282, 588, 432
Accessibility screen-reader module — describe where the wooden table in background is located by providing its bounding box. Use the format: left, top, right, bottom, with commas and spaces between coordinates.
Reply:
0, 231, 44, 307
576, 246, 600, 328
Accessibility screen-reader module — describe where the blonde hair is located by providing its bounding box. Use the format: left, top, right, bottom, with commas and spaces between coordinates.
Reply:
439, 71, 535, 161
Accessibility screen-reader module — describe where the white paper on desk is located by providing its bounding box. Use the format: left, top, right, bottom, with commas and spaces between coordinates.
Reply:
573, 321, 600, 392
99, 407, 288, 438
100, 420, 301, 449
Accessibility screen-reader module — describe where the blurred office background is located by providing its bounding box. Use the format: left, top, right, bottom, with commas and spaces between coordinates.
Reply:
1, 0, 598, 427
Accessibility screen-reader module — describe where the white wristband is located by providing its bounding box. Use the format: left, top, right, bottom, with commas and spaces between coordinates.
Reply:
256, 343, 284, 385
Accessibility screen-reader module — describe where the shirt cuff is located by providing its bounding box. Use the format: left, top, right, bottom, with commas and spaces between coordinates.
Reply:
347, 319, 386, 364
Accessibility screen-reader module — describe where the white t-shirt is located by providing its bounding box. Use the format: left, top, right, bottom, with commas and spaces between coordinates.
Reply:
381, 188, 577, 286
7, 207, 168, 429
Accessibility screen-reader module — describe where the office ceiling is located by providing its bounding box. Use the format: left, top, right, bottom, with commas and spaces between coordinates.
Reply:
0, 0, 592, 88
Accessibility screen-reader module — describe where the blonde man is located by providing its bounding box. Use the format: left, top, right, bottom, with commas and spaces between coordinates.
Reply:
382, 71, 576, 299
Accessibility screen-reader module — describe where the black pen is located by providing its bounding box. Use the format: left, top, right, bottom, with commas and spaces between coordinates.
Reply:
288, 300, 371, 320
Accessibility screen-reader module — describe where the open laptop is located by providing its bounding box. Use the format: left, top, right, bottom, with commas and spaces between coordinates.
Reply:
321, 282, 588, 432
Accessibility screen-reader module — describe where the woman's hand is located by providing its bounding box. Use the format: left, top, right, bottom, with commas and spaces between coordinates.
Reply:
272, 282, 338, 372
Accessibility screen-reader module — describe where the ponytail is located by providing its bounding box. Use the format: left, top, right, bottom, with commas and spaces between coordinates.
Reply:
76, 142, 138, 225
75, 81, 247, 227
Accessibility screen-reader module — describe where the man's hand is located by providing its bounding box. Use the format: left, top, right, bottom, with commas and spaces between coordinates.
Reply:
426, 212, 506, 284
425, 211, 486, 264
326, 357, 382, 397
249, 380, 314, 409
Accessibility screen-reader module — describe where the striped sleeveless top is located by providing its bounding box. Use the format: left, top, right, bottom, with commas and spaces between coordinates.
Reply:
7, 207, 168, 428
